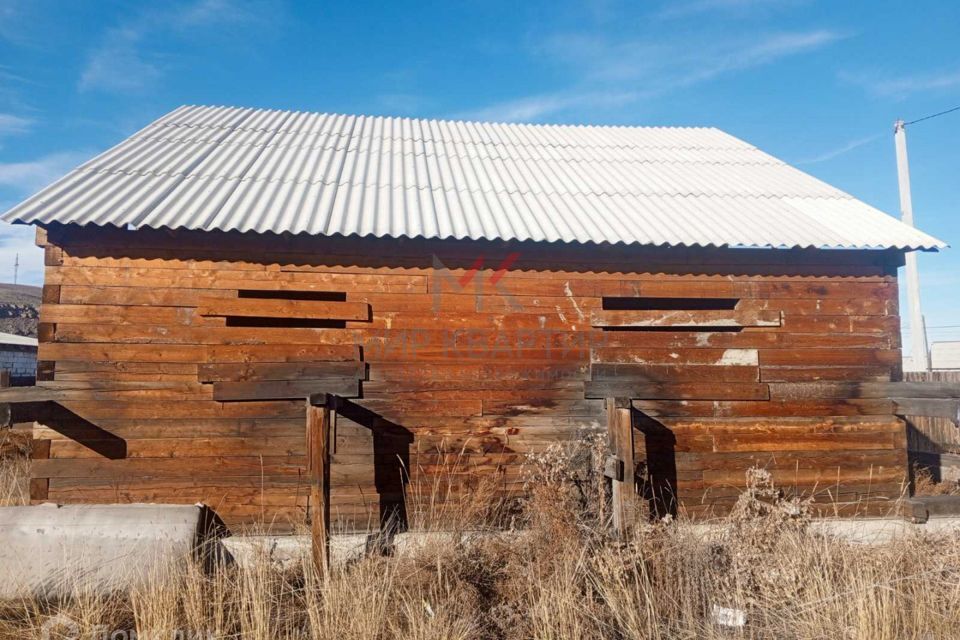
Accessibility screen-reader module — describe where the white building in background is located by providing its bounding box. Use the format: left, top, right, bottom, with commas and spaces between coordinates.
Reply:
930, 342, 960, 370
0, 331, 38, 383
903, 342, 960, 372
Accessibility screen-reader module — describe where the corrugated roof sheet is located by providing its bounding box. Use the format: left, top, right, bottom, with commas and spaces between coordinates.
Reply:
0, 331, 38, 348
2, 105, 946, 250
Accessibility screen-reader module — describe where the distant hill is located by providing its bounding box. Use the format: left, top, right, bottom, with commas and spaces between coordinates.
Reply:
0, 283, 40, 337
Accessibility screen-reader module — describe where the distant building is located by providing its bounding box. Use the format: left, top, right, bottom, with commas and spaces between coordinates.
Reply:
903, 343, 960, 372
0, 331, 38, 385
931, 342, 960, 370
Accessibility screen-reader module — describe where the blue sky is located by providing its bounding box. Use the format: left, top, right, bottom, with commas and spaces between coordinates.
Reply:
0, 0, 958, 344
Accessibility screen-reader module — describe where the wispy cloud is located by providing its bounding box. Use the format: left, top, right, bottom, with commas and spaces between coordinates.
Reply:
0, 113, 32, 136
463, 28, 846, 122
460, 90, 642, 123
796, 133, 882, 165
840, 68, 960, 99
658, 0, 806, 20
0, 150, 92, 194
79, 27, 163, 93
79, 0, 283, 94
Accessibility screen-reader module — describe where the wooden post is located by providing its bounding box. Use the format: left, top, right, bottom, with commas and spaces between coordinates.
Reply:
894, 120, 930, 372
606, 397, 635, 536
306, 394, 332, 575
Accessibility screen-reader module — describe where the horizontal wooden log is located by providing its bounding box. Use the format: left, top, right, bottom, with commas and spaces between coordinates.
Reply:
213, 378, 360, 401
40, 303, 194, 326
199, 361, 366, 383
633, 398, 894, 418
39, 342, 360, 363
590, 363, 759, 383
0, 387, 60, 403
590, 308, 780, 328
760, 366, 893, 383
197, 297, 371, 321
591, 348, 759, 366
46, 266, 428, 293
770, 382, 960, 402
894, 398, 960, 424
584, 381, 769, 400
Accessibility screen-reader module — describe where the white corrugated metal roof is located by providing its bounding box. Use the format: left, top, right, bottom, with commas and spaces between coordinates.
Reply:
2, 105, 946, 250
0, 331, 38, 348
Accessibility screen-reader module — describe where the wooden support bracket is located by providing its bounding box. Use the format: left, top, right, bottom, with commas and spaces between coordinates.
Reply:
306, 393, 334, 576
605, 397, 635, 537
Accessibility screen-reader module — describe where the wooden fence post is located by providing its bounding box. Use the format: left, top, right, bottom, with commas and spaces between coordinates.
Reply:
307, 393, 332, 575
606, 397, 635, 536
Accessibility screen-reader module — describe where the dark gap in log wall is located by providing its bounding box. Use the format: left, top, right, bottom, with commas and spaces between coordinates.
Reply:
238, 289, 347, 302
225, 317, 348, 329
601, 326, 745, 333
602, 296, 739, 311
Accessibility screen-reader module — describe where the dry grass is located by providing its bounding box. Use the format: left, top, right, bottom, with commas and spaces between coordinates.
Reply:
913, 464, 960, 497
1, 440, 960, 639
0, 428, 29, 506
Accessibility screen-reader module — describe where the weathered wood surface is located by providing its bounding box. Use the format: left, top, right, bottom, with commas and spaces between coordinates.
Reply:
606, 399, 635, 535
30, 225, 907, 529
590, 308, 781, 328
307, 395, 331, 574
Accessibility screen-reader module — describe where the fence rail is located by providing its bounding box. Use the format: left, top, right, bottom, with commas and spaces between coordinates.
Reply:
904, 371, 960, 482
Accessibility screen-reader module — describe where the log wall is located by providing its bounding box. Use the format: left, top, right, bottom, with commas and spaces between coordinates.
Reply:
29, 224, 908, 529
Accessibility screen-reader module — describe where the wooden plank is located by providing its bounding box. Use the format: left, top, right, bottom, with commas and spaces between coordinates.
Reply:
46, 266, 428, 293
198, 297, 371, 321
41, 303, 194, 325
591, 348, 759, 366
759, 349, 901, 367
213, 378, 360, 401
590, 363, 760, 383
199, 361, 366, 383
760, 366, 893, 383
876, 382, 960, 398
894, 398, 960, 424
0, 387, 61, 403
606, 398, 635, 536
39, 342, 360, 364
307, 396, 331, 575
591, 309, 780, 328
633, 398, 894, 418
585, 382, 769, 400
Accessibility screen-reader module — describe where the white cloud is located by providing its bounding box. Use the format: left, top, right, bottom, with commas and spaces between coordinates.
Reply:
796, 133, 882, 165
464, 29, 845, 123
840, 69, 960, 99
0, 150, 92, 194
459, 90, 642, 123
79, 0, 282, 94
658, 0, 805, 19
79, 27, 163, 93
0, 113, 32, 136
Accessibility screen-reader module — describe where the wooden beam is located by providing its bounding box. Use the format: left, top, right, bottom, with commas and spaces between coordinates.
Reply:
591, 308, 781, 328
199, 361, 365, 383
0, 387, 62, 403
306, 395, 332, 576
586, 382, 769, 401
213, 378, 360, 401
606, 397, 635, 537
197, 297, 370, 321
893, 398, 960, 425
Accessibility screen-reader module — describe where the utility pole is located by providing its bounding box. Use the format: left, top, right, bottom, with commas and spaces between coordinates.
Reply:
12, 253, 17, 286
894, 119, 930, 371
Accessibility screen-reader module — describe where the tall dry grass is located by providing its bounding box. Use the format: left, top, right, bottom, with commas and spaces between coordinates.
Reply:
0, 428, 29, 506
1, 438, 960, 639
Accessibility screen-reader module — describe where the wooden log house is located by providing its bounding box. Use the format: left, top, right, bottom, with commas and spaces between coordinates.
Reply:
1, 106, 945, 531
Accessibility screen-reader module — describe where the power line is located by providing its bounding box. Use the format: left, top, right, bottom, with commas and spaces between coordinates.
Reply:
905, 104, 960, 126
